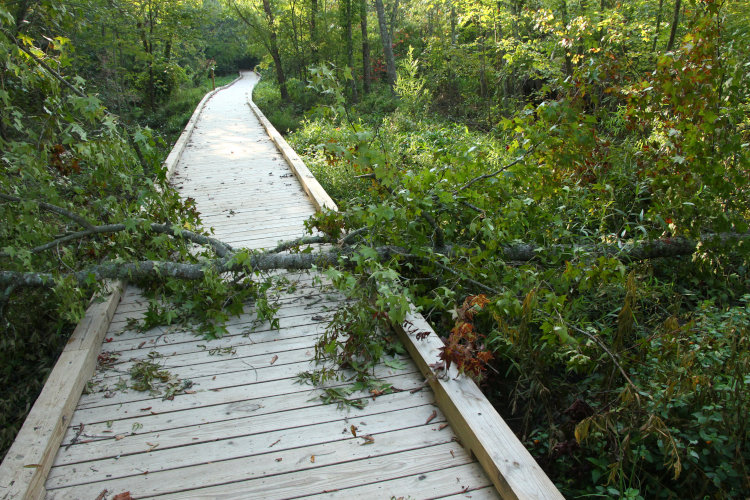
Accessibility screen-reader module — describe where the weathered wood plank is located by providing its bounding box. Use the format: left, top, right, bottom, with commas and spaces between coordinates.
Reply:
73, 364, 419, 420
48, 404, 445, 488
60, 372, 428, 450
47, 433, 466, 498
102, 319, 327, 355
56, 389, 435, 466
394, 312, 563, 499
0, 282, 123, 500
245, 96, 337, 212
311, 463, 497, 499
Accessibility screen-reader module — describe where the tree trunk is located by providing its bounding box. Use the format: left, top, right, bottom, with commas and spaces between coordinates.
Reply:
164, 38, 172, 61
560, 0, 574, 76
12, 0, 31, 35
665, 0, 682, 51
374, 0, 397, 91
450, 4, 457, 45
389, 0, 399, 42
310, 0, 318, 63
343, 0, 358, 102
360, 0, 371, 94
262, 0, 290, 101
652, 0, 664, 52
290, 0, 304, 79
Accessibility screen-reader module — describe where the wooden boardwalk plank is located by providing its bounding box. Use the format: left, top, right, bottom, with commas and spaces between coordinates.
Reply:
309, 463, 494, 499
47, 404, 446, 489
55, 390, 436, 467
60, 374, 428, 450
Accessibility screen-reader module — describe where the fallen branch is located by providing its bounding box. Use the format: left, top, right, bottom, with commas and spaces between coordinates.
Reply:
500, 233, 748, 262
0, 246, 400, 289
27, 220, 234, 257
340, 226, 370, 245
266, 235, 331, 254
3, 233, 745, 290
0, 193, 94, 229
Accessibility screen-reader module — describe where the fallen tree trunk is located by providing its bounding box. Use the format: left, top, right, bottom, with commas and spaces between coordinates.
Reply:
2, 233, 746, 290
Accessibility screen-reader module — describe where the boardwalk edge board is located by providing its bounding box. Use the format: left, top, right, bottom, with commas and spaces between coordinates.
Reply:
248, 79, 562, 499
0, 74, 239, 500
0, 282, 123, 500
394, 312, 564, 500
245, 76, 338, 213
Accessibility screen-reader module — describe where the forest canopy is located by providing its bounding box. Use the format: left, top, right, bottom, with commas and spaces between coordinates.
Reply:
1, 0, 749, 497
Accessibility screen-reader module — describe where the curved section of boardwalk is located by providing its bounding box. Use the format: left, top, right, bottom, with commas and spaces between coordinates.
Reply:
42, 74, 500, 499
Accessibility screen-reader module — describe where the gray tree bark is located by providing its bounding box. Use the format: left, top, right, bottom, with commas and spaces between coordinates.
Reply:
374, 0, 397, 91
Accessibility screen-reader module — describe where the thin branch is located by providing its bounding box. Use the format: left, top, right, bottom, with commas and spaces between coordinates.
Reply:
432, 260, 500, 295
1, 28, 86, 98
266, 235, 330, 254
29, 220, 234, 257
0, 193, 94, 229
564, 320, 644, 400
339, 226, 370, 245
454, 146, 534, 194
460, 200, 486, 215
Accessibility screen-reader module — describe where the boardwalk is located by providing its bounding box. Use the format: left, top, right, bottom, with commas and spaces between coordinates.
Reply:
41, 73, 501, 499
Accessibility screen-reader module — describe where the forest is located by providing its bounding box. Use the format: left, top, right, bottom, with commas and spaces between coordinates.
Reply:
1, 0, 748, 497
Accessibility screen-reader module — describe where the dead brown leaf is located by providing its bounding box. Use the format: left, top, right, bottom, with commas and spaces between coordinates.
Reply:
369, 388, 384, 398
114, 434, 125, 441
360, 434, 375, 445
270, 355, 278, 365
350, 425, 358, 437
112, 492, 132, 500
438, 423, 449, 431
310, 455, 315, 463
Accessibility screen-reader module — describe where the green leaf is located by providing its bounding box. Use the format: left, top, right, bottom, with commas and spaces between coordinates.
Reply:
383, 359, 406, 370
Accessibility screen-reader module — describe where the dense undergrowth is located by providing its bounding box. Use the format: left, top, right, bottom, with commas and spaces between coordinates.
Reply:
254, 3, 750, 496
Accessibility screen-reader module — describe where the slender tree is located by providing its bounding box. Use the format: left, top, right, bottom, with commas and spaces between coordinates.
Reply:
341, 0, 358, 101
652, 0, 665, 51
310, 0, 318, 62
374, 0, 397, 90
666, 0, 682, 51
360, 0, 371, 94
